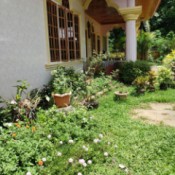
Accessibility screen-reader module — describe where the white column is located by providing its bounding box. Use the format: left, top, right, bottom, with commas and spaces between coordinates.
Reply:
119, 6, 142, 62
126, 0, 136, 61
126, 20, 137, 61
127, 0, 135, 7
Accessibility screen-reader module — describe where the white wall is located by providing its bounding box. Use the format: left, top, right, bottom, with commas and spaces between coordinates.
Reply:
85, 15, 104, 57
0, 0, 86, 99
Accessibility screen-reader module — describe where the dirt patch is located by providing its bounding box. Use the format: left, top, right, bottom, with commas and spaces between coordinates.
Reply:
132, 103, 175, 127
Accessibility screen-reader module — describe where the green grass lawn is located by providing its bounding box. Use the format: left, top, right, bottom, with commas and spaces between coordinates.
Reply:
89, 88, 175, 175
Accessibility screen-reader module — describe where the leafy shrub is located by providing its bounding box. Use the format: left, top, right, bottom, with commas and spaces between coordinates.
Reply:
119, 61, 151, 84
89, 75, 112, 94
137, 31, 154, 60
133, 76, 149, 94
0, 107, 117, 175
86, 52, 104, 77
108, 52, 125, 60
0, 81, 40, 126
163, 50, 175, 68
36, 84, 53, 109
83, 74, 114, 109
147, 70, 158, 91
157, 66, 174, 89
151, 31, 175, 61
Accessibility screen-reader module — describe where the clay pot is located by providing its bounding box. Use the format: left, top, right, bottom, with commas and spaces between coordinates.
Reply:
115, 91, 129, 100
53, 92, 71, 108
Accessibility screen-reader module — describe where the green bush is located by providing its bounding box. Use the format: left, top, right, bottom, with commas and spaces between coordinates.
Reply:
0, 107, 117, 175
119, 61, 151, 84
86, 52, 104, 77
137, 31, 154, 60
151, 31, 175, 61
157, 66, 174, 89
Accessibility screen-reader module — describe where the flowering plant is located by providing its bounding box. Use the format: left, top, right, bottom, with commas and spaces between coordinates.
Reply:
0, 107, 118, 175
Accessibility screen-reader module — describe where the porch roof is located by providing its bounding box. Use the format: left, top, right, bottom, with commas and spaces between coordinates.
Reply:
83, 0, 161, 25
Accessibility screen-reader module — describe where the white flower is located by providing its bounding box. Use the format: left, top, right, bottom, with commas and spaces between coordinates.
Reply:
104, 152, 109, 157
78, 173, 82, 175
82, 145, 88, 151
26, 172, 32, 175
114, 145, 118, 148
87, 160, 92, 164
125, 168, 129, 173
93, 138, 100, 143
89, 116, 94, 120
68, 158, 74, 163
59, 141, 63, 145
83, 162, 87, 167
57, 152, 62, 157
4, 123, 13, 127
79, 159, 85, 165
119, 164, 126, 169
82, 145, 86, 149
46, 96, 50, 102
108, 142, 111, 145
42, 158, 46, 162
99, 134, 103, 138
7, 123, 13, 127
47, 134, 52, 139
68, 140, 74, 144
10, 100, 17, 105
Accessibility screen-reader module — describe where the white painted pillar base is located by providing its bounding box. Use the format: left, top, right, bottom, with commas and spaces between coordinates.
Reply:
126, 20, 137, 61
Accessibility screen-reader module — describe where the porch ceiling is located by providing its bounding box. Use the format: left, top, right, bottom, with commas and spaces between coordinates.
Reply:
85, 0, 124, 25
84, 0, 161, 25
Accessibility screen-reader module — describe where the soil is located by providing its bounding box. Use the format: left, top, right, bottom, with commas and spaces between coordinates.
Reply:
132, 103, 175, 127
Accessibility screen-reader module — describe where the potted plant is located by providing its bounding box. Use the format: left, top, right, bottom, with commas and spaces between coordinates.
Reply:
157, 66, 174, 90
52, 87, 72, 108
51, 71, 72, 108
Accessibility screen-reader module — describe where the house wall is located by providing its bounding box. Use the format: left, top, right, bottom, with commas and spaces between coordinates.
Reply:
0, 0, 86, 99
85, 15, 107, 57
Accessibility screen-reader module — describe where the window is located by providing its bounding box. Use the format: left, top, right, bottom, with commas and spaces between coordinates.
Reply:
47, 0, 60, 62
74, 15, 80, 59
58, 6, 68, 61
62, 0, 69, 9
47, 0, 80, 62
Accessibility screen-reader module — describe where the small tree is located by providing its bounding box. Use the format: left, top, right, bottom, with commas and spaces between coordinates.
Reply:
137, 31, 154, 60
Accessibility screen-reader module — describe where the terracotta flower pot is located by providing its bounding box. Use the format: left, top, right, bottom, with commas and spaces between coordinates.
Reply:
53, 92, 71, 108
